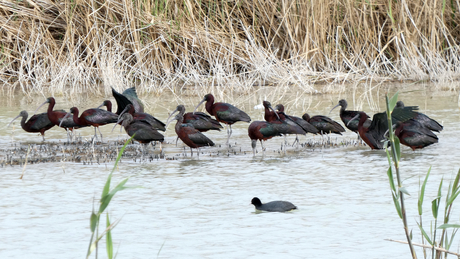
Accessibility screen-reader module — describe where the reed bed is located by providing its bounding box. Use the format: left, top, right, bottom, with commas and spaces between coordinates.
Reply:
1, 0, 459, 96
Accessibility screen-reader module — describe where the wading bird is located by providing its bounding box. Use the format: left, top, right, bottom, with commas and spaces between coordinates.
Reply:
301, 113, 345, 135
8, 111, 55, 141
112, 87, 144, 114
168, 105, 222, 132
330, 99, 371, 133
166, 112, 215, 157
117, 113, 164, 154
251, 197, 297, 212
35, 97, 88, 141
63, 107, 118, 141
394, 119, 439, 150
119, 104, 165, 131
396, 101, 443, 132
97, 100, 114, 113
194, 94, 251, 145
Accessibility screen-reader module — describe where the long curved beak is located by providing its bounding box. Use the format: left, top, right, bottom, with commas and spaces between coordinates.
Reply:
112, 117, 124, 132
96, 102, 105, 109
118, 105, 130, 120
268, 105, 280, 120
165, 108, 179, 127
165, 116, 178, 129
34, 100, 49, 115
329, 103, 341, 115
59, 112, 72, 128
7, 114, 21, 128
193, 98, 206, 114
348, 114, 360, 126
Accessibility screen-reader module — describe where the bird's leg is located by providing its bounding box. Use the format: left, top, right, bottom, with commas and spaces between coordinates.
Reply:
41, 134, 45, 142
197, 148, 200, 158
190, 147, 193, 157
226, 124, 232, 146
293, 135, 300, 148
175, 136, 179, 146
97, 127, 103, 142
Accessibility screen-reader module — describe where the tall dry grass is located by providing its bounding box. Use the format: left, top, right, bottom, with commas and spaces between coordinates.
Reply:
0, 0, 459, 96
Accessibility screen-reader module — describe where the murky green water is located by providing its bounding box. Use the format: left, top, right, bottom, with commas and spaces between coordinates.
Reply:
0, 84, 459, 258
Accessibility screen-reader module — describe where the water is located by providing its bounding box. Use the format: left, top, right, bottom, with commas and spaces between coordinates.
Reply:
0, 85, 459, 258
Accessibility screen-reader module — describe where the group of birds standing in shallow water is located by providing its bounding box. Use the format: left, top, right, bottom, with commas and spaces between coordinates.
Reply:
8, 87, 443, 157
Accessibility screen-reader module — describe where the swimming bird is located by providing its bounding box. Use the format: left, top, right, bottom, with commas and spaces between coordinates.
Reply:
194, 94, 251, 145
251, 197, 297, 212
8, 111, 55, 141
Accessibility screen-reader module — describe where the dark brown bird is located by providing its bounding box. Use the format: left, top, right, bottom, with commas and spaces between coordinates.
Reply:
394, 119, 438, 150
119, 104, 166, 131
118, 113, 164, 143
97, 100, 114, 113
330, 99, 371, 133
112, 87, 145, 114
168, 105, 223, 132
302, 113, 345, 135
8, 111, 55, 141
64, 107, 118, 141
166, 112, 215, 157
194, 94, 251, 145
396, 101, 443, 132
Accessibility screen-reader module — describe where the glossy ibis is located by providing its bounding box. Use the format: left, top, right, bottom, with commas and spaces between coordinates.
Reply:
330, 99, 371, 133
112, 87, 145, 114
302, 113, 345, 135
274, 104, 318, 135
63, 106, 118, 141
351, 111, 386, 149
8, 111, 55, 141
168, 105, 223, 132
119, 104, 166, 131
166, 112, 215, 157
117, 113, 164, 153
248, 120, 284, 155
35, 97, 88, 141
394, 119, 438, 150
194, 94, 251, 145
396, 101, 443, 132
251, 197, 297, 212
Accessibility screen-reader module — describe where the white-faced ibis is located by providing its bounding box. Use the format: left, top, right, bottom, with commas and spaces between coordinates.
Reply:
64, 106, 118, 141
166, 112, 215, 157
119, 104, 166, 131
330, 99, 371, 133
8, 111, 55, 141
35, 97, 88, 141
194, 94, 251, 145
302, 113, 345, 135
112, 87, 144, 114
251, 197, 297, 212
394, 119, 438, 150
396, 101, 443, 132
118, 113, 164, 144
97, 100, 114, 113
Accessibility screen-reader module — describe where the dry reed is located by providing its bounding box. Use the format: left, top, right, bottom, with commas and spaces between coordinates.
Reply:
0, 0, 459, 96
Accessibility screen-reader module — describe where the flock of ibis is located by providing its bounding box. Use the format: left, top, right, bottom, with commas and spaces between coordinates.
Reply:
8, 87, 443, 157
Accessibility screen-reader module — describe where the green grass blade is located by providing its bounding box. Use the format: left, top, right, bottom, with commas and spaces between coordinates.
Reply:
417, 222, 433, 245
387, 167, 397, 193
392, 193, 402, 218
418, 167, 431, 215
106, 213, 113, 259
394, 136, 401, 161
388, 92, 399, 113
90, 212, 98, 232
438, 224, 460, 229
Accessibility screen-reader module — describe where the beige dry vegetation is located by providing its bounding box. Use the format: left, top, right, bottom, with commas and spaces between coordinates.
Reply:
0, 0, 459, 96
